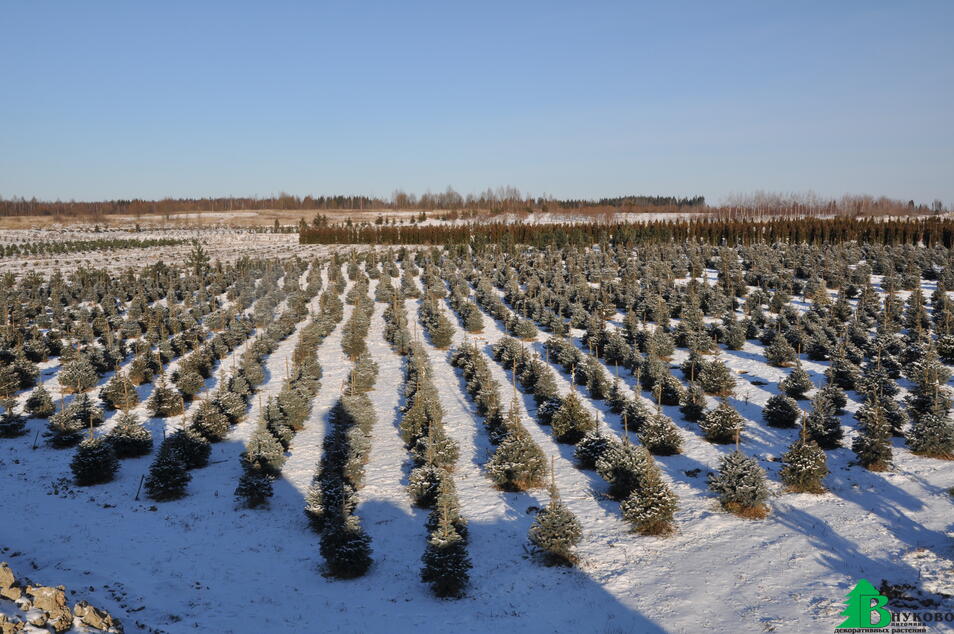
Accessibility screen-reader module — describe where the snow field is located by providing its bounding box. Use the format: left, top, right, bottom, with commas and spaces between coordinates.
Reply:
3, 251, 953, 634
467, 265, 954, 631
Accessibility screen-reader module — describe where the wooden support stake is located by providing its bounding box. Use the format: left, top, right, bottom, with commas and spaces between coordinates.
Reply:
134, 474, 145, 501
550, 455, 556, 496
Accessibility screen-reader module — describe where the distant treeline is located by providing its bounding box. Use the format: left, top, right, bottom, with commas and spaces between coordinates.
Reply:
0, 189, 942, 219
0, 195, 384, 217
557, 195, 705, 209
0, 189, 705, 217
301, 217, 954, 248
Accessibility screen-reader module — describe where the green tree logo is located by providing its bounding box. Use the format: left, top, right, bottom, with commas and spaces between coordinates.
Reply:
836, 579, 891, 629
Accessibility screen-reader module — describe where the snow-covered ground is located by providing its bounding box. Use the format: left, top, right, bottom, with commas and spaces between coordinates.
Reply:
457, 270, 954, 632
1, 260, 953, 633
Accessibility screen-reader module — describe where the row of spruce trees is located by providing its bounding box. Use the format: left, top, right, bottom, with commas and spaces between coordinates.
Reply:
397, 265, 476, 597
305, 265, 378, 578
401, 333, 471, 597
0, 237, 187, 259
236, 264, 344, 507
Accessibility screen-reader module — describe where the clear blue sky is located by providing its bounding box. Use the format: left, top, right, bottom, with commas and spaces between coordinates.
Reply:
2, 1, 952, 204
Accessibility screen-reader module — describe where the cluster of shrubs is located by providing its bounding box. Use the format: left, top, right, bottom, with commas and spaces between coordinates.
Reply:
466, 240, 954, 510
576, 431, 679, 534
485, 334, 679, 534
20, 264, 292, 487
3, 255, 278, 437
491, 337, 595, 443
465, 250, 773, 519
0, 349, 41, 399
545, 336, 615, 401
54, 318, 243, 465
481, 256, 800, 512
473, 253, 776, 518
464, 268, 687, 455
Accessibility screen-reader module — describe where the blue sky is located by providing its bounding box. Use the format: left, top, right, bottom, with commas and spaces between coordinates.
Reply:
1, 1, 952, 204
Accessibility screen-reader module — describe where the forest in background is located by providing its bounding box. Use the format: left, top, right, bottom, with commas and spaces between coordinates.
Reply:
300, 216, 954, 249
0, 188, 945, 219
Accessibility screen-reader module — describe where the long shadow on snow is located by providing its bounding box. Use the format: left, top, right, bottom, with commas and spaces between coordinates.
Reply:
772, 502, 929, 595
270, 382, 663, 633
824, 468, 952, 565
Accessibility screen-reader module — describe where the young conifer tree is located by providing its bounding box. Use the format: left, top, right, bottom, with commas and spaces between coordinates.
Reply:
528, 465, 583, 565
107, 412, 153, 458
25, 384, 56, 418
779, 362, 814, 400
321, 515, 373, 579
145, 447, 191, 501
708, 450, 769, 518
71, 436, 119, 485
700, 400, 745, 444
421, 494, 472, 597
852, 403, 893, 471
0, 402, 27, 438
621, 471, 677, 536
779, 428, 828, 494
762, 394, 801, 428
550, 391, 596, 444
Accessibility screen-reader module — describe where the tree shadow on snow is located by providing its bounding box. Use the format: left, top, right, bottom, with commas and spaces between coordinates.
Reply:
824, 468, 951, 564
772, 502, 928, 594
